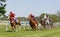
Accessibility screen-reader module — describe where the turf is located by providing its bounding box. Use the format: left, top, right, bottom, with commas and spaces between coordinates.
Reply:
0, 25, 60, 37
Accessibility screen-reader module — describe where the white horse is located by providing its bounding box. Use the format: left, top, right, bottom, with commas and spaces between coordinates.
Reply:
45, 18, 52, 29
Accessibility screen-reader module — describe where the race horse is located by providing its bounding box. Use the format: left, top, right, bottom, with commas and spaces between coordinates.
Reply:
8, 15, 21, 31
45, 18, 53, 29
39, 17, 53, 29
28, 15, 38, 30
39, 17, 46, 29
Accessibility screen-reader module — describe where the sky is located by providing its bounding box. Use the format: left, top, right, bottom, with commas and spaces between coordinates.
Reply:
5, 0, 60, 18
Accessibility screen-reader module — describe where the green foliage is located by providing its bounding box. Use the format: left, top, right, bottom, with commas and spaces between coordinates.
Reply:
49, 14, 60, 22
55, 10, 60, 21
0, 0, 6, 2
0, 7, 6, 15
40, 13, 45, 18
57, 10, 60, 18
0, 0, 6, 16
40, 13, 60, 22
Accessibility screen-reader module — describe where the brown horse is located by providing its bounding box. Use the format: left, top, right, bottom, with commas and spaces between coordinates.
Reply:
39, 17, 46, 29
28, 15, 38, 30
14, 18, 21, 31
8, 15, 21, 31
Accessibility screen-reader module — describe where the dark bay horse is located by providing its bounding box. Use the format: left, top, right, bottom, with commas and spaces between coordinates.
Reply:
28, 15, 38, 30
8, 15, 21, 31
39, 17, 53, 29
39, 17, 46, 29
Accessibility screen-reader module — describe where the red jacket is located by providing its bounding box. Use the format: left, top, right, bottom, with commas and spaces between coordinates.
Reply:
10, 12, 15, 18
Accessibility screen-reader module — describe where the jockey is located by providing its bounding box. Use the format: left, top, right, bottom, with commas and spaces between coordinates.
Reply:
30, 13, 37, 23
44, 14, 50, 25
29, 13, 37, 27
44, 14, 49, 21
30, 13, 35, 20
9, 11, 16, 20
44, 14, 47, 20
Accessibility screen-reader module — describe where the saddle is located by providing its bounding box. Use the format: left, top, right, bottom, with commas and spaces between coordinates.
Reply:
14, 19, 18, 24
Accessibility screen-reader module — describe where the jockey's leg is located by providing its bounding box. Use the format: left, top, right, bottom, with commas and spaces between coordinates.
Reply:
11, 21, 16, 30
11, 23, 14, 30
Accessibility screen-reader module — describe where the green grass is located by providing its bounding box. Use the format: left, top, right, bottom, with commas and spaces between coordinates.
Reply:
0, 25, 60, 37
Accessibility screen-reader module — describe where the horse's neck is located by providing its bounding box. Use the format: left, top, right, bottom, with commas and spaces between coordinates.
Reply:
8, 15, 10, 19
46, 19, 49, 21
8, 16, 13, 21
8, 15, 11, 19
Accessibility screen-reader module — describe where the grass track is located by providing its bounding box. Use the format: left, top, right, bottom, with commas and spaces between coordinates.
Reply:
0, 25, 60, 37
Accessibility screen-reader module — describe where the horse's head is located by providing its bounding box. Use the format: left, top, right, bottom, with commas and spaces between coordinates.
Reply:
8, 15, 10, 20
28, 15, 32, 20
39, 17, 42, 23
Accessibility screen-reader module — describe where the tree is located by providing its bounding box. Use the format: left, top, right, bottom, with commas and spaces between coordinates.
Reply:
40, 13, 60, 22
40, 13, 45, 18
0, 0, 6, 16
56, 10, 60, 21
0, 0, 6, 2
57, 10, 60, 17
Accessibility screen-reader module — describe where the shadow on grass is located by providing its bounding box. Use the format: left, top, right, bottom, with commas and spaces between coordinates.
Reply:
25, 28, 44, 31
6, 30, 13, 32
25, 29, 33, 31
